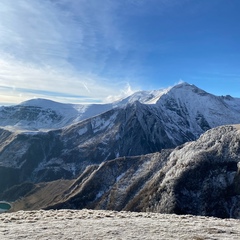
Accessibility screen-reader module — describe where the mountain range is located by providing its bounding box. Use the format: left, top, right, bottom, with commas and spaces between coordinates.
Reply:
0, 82, 240, 218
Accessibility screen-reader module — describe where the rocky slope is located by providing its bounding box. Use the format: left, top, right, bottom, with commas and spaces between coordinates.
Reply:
7, 124, 240, 219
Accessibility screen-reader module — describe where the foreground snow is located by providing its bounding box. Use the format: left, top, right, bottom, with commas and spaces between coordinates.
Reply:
0, 210, 240, 239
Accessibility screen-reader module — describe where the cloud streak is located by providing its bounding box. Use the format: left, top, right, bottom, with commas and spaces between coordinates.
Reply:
0, 55, 137, 104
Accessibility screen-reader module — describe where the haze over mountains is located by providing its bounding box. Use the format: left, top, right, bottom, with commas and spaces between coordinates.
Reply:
0, 82, 240, 218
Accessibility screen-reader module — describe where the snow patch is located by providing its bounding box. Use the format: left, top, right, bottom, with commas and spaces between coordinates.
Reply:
78, 126, 88, 136
116, 172, 125, 182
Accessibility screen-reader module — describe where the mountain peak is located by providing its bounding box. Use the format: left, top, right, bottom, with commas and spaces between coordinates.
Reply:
171, 82, 198, 90
166, 82, 208, 97
174, 81, 191, 87
20, 98, 70, 108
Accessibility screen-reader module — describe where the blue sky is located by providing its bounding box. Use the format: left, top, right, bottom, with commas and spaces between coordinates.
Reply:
0, 0, 239, 105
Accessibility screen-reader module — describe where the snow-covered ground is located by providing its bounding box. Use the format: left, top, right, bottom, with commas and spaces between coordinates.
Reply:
0, 209, 240, 239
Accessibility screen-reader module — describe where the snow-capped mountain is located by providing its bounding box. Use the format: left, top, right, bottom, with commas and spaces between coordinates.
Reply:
0, 82, 239, 132
0, 98, 113, 131
0, 87, 167, 131
0, 82, 240, 199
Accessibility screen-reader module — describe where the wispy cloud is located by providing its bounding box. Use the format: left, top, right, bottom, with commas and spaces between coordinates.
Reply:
0, 55, 137, 104
0, 0, 140, 104
0, 0, 68, 65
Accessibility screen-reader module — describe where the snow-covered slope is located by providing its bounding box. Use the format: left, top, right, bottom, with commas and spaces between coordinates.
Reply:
156, 83, 240, 132
0, 98, 113, 131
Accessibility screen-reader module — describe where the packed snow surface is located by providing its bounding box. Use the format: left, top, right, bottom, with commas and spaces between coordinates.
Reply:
0, 210, 240, 239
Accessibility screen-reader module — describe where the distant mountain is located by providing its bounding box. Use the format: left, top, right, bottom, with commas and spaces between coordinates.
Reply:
7, 125, 240, 219
1, 82, 240, 132
0, 98, 113, 131
0, 83, 240, 204
0, 87, 168, 131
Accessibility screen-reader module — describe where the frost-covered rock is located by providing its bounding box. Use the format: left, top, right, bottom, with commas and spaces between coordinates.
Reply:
142, 125, 240, 218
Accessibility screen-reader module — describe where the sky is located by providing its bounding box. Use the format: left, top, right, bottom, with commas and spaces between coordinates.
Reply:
0, 0, 239, 105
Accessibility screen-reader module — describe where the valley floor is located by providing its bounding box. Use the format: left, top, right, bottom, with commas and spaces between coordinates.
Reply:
0, 210, 240, 239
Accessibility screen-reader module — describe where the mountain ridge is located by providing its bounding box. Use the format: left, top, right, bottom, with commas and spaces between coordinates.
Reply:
0, 82, 240, 218
1, 82, 239, 131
